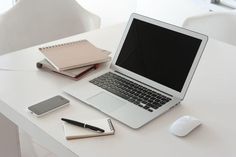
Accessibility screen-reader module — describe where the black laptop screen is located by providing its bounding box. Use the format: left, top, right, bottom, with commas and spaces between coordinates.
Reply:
115, 19, 202, 92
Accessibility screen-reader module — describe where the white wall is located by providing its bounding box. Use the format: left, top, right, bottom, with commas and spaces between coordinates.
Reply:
0, 0, 13, 14
136, 0, 210, 26
77, 0, 209, 27
136, 0, 230, 26
1, 0, 231, 27
77, 0, 231, 28
77, 0, 137, 27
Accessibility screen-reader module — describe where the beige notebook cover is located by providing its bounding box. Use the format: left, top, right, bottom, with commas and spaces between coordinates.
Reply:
36, 59, 96, 78
63, 118, 115, 140
39, 40, 111, 71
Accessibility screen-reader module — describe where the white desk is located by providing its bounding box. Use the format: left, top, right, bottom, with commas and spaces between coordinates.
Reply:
0, 24, 236, 157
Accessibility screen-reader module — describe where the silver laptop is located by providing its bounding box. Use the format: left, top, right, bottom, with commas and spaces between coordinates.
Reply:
64, 13, 208, 129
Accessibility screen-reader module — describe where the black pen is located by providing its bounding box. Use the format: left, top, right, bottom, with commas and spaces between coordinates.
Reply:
61, 118, 105, 133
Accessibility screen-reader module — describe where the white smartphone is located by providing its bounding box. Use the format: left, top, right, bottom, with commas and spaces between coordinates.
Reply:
28, 95, 69, 117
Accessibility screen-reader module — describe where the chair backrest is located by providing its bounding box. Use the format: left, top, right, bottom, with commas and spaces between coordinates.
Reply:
183, 11, 236, 46
0, 0, 100, 55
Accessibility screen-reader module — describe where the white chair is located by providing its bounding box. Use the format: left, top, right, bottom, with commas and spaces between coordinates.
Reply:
0, 0, 100, 55
0, 0, 100, 157
183, 11, 236, 46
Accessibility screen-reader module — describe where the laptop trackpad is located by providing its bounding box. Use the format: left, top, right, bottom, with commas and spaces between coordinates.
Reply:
86, 92, 126, 112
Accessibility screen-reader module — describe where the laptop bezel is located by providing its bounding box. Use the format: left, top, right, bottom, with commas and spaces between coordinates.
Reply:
111, 13, 208, 100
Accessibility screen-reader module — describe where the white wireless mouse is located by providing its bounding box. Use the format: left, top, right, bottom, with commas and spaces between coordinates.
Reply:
169, 115, 201, 137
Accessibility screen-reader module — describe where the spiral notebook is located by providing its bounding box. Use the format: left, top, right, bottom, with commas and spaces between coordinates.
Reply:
62, 118, 115, 140
39, 40, 111, 71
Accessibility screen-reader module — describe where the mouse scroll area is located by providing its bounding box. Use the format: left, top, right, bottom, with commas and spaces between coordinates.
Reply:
169, 115, 201, 137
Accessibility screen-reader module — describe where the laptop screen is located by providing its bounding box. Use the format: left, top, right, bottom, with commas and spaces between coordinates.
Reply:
115, 18, 202, 92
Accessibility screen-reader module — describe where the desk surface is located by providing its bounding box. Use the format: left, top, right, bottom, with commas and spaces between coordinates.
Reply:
0, 24, 236, 157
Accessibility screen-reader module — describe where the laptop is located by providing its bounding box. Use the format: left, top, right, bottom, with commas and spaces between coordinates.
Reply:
64, 13, 208, 129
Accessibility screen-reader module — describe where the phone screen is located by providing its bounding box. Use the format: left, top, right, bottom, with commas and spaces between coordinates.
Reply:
28, 95, 69, 116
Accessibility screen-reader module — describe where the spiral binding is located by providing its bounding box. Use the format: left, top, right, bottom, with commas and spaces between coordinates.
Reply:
39, 40, 86, 51
107, 119, 115, 131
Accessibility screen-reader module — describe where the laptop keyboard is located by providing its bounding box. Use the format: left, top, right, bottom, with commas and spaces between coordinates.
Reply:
89, 72, 171, 112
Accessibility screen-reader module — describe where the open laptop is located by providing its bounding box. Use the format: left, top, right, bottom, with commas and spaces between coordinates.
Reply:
64, 13, 208, 129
